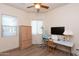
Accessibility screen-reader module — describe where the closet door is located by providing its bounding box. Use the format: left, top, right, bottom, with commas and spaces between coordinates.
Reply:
19, 26, 32, 49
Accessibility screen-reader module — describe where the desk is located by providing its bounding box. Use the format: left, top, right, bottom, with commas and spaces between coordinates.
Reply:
53, 40, 73, 47
51, 39, 74, 55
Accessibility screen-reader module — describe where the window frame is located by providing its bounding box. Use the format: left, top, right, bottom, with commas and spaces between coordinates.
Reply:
1, 14, 18, 37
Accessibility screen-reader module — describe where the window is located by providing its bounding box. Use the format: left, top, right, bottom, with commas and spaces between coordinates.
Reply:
31, 20, 43, 35
2, 15, 17, 37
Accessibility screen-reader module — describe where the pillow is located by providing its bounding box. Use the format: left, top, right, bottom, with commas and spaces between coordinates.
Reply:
58, 35, 64, 40
51, 35, 58, 40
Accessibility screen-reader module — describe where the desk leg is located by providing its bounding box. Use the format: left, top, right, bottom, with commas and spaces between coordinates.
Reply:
69, 47, 72, 56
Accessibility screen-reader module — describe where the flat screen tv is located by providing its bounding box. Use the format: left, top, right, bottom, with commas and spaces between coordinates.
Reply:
51, 27, 65, 35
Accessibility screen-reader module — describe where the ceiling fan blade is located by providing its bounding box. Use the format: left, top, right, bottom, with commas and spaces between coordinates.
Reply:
27, 5, 34, 8
41, 5, 49, 9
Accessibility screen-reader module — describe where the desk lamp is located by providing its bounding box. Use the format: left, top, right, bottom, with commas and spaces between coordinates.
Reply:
63, 30, 73, 41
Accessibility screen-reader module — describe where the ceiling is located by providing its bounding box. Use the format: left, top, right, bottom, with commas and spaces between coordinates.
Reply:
5, 3, 68, 13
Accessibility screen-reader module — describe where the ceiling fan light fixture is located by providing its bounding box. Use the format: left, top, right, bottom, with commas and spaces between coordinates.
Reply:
35, 4, 40, 9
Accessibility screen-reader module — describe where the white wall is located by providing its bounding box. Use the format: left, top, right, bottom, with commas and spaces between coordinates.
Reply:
44, 3, 79, 55
0, 4, 32, 52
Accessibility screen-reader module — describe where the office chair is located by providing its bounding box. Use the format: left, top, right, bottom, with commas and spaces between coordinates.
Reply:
42, 34, 49, 48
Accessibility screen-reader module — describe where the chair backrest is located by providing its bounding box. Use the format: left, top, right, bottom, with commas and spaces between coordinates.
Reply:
47, 40, 54, 47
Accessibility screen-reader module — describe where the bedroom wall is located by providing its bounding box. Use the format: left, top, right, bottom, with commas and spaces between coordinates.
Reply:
43, 3, 79, 55
0, 4, 32, 52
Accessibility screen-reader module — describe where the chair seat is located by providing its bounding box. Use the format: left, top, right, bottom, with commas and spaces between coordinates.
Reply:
49, 44, 56, 48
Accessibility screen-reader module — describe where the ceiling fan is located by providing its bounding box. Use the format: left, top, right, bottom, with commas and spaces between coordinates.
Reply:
27, 3, 49, 12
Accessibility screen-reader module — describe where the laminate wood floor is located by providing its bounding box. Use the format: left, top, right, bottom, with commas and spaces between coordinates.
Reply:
0, 45, 70, 56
